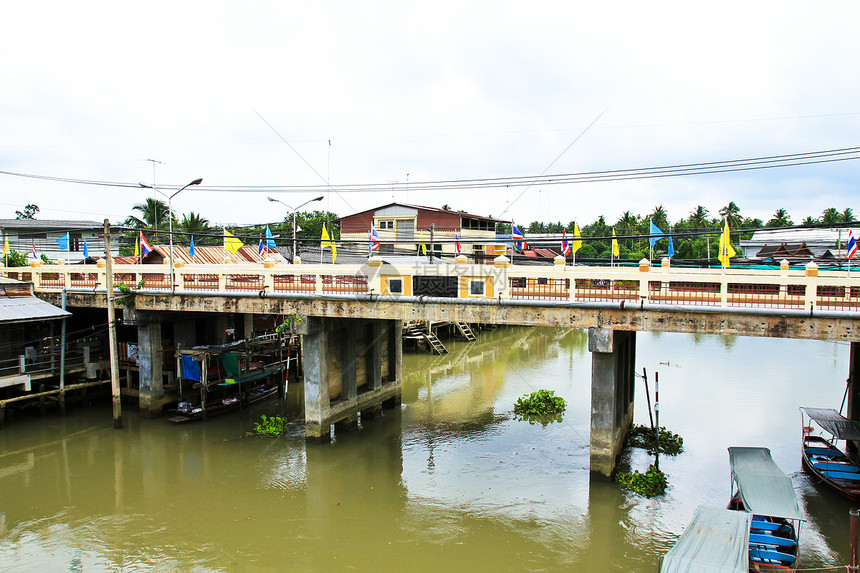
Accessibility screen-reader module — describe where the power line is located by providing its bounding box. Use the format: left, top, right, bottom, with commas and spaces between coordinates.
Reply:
1, 145, 860, 195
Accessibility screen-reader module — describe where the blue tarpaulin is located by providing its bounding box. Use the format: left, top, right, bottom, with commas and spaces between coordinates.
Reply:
181, 355, 201, 382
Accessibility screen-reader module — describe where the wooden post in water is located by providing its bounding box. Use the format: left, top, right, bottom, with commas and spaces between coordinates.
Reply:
654, 371, 660, 471
103, 220, 122, 429
851, 508, 859, 572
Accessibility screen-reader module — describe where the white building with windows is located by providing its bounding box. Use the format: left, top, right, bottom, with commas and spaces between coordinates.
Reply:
0, 219, 110, 263
338, 203, 507, 260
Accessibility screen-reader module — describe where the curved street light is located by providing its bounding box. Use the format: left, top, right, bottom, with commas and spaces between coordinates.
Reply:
140, 178, 203, 292
267, 195, 325, 262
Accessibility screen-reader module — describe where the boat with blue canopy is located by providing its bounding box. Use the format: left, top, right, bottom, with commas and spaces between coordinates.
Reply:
727, 447, 803, 572
800, 407, 860, 501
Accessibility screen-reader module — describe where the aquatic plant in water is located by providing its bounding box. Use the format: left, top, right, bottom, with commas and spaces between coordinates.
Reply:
513, 389, 566, 425
615, 465, 667, 497
248, 415, 290, 437
627, 423, 684, 455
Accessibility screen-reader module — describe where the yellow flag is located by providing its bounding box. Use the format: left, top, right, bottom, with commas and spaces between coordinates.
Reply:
572, 224, 582, 254
2, 237, 8, 257
224, 229, 243, 254
321, 224, 337, 263
611, 228, 620, 257
420, 231, 427, 255
134, 237, 140, 257
718, 220, 736, 268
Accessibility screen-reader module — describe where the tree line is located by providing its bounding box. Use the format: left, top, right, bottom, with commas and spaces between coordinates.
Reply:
496, 202, 856, 260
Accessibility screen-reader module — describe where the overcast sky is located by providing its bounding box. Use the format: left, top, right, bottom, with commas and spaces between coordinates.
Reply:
2, 1, 858, 230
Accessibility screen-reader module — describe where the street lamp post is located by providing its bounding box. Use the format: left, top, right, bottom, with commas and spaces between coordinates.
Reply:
140, 178, 203, 292
267, 196, 324, 262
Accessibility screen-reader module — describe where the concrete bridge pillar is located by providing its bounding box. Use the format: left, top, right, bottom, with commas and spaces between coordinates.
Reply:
136, 311, 166, 418
847, 341, 860, 458
589, 326, 636, 479
299, 317, 402, 442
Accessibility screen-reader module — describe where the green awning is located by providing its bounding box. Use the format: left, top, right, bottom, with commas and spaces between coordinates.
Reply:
661, 507, 751, 573
728, 447, 802, 521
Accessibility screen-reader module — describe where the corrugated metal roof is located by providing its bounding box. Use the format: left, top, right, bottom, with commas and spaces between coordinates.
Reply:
0, 294, 70, 324
0, 219, 102, 230
115, 245, 289, 266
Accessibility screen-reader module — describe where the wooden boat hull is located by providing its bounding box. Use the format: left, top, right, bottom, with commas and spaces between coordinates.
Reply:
169, 385, 278, 424
801, 435, 860, 501
728, 494, 799, 572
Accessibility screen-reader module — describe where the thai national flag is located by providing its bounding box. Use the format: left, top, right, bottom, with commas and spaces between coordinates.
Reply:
849, 230, 858, 260
455, 233, 462, 254
258, 234, 265, 256
369, 225, 380, 252
139, 232, 153, 257
561, 230, 570, 256
32, 239, 37, 260
512, 223, 527, 252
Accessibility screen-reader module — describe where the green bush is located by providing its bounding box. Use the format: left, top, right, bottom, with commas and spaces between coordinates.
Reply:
616, 464, 667, 497
627, 424, 684, 455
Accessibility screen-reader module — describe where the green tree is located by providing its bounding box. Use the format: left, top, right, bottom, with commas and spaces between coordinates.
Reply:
719, 201, 742, 228
766, 208, 792, 228
821, 207, 841, 225
688, 205, 709, 228
842, 208, 855, 223
125, 198, 170, 231
15, 204, 39, 219
801, 215, 818, 226
649, 205, 669, 230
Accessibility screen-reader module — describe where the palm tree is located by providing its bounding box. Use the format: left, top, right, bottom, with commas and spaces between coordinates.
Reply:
719, 201, 742, 228
178, 212, 210, 233
765, 208, 792, 228
615, 211, 640, 250
801, 215, 818, 226
842, 208, 855, 223
821, 207, 841, 225
125, 198, 170, 230
689, 205, 709, 228
649, 205, 669, 229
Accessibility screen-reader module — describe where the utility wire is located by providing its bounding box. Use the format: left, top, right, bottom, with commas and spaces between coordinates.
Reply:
2, 145, 860, 194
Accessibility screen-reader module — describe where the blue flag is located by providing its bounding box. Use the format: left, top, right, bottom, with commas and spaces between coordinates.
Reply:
83, 239, 89, 259
265, 226, 277, 249
56, 232, 69, 251
649, 221, 664, 247
189, 236, 195, 258
668, 232, 675, 258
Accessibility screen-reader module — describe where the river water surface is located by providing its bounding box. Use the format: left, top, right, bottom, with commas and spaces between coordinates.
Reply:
0, 327, 854, 572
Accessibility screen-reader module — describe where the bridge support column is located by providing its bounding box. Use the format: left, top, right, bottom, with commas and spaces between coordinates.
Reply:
136, 311, 167, 418
589, 326, 636, 479
299, 317, 402, 442
847, 341, 860, 459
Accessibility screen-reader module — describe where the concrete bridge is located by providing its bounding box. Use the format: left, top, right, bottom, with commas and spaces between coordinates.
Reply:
8, 254, 860, 478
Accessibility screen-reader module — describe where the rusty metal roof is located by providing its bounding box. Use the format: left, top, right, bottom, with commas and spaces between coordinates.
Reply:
113, 246, 289, 266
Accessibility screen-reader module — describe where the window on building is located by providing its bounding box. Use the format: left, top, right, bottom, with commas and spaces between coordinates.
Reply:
433, 244, 443, 252
380, 244, 394, 254
469, 279, 485, 296
379, 220, 395, 229
397, 220, 414, 242
388, 277, 403, 295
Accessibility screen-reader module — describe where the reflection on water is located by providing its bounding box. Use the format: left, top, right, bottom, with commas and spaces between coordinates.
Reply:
0, 327, 854, 571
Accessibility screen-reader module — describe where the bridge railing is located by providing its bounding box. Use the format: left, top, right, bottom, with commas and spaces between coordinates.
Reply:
5, 255, 860, 313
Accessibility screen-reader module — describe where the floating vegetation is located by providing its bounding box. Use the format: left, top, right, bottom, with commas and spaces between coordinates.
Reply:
513, 390, 566, 426
627, 424, 684, 455
615, 465, 668, 497
247, 415, 291, 437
